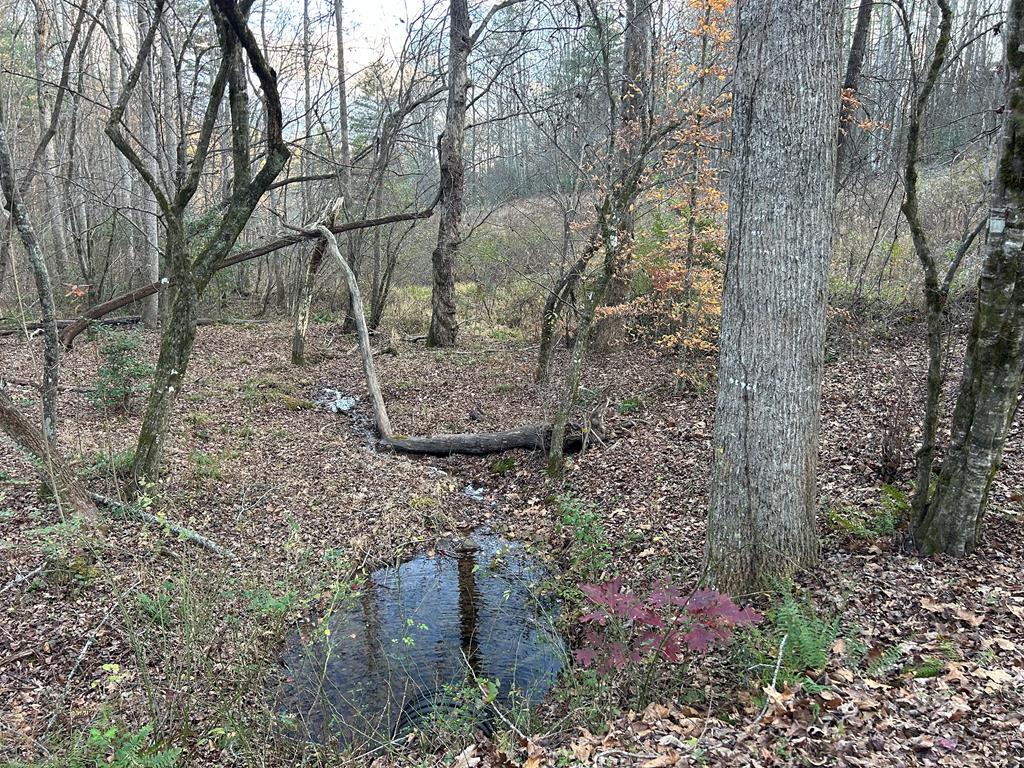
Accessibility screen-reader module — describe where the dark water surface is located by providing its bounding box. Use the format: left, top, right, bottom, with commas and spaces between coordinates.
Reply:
276, 533, 564, 747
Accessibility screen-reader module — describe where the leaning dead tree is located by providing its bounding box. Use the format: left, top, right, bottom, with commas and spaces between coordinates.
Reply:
58, 196, 442, 350
0, 384, 95, 521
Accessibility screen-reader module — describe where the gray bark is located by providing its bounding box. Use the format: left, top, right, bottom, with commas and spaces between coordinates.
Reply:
384, 424, 584, 457
137, 1, 161, 329
915, 0, 1024, 555
319, 224, 392, 438
705, 0, 842, 593
427, 0, 470, 347
0, 104, 60, 444
30, 0, 68, 281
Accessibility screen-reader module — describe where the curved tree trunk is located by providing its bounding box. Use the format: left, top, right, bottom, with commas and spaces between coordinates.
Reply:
915, 0, 1024, 555
705, 0, 842, 593
0, 105, 60, 444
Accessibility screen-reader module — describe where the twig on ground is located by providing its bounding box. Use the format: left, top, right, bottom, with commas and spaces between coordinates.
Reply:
90, 492, 237, 559
595, 748, 659, 764
0, 561, 47, 595
44, 598, 121, 733
752, 633, 788, 725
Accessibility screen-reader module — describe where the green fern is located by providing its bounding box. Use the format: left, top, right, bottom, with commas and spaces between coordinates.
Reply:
80, 723, 180, 768
772, 593, 840, 672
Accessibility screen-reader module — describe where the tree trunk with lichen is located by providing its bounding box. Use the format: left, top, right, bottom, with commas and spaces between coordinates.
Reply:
915, 0, 1024, 555
132, 263, 198, 485
427, 0, 469, 348
898, 0, 952, 525
705, 0, 842, 594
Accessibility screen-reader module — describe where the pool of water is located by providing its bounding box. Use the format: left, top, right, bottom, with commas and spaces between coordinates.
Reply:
275, 532, 564, 748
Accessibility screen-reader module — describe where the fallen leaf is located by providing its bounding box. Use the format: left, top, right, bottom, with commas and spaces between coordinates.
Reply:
641, 754, 678, 768
453, 745, 480, 768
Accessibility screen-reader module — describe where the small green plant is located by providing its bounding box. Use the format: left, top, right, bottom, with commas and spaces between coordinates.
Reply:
87, 327, 153, 411
616, 396, 645, 416
12, 720, 182, 768
488, 457, 516, 475
412, 675, 502, 744
866, 642, 906, 677
136, 581, 175, 627
188, 451, 222, 480
80, 723, 181, 768
246, 585, 297, 618
82, 448, 136, 480
912, 657, 945, 678
742, 590, 840, 693
827, 503, 898, 539
880, 483, 910, 518
556, 494, 611, 581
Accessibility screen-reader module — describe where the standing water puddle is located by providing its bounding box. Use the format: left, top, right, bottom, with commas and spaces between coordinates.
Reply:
276, 533, 564, 748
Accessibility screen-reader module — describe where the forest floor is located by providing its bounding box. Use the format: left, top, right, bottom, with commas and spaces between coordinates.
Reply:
1, 317, 1023, 767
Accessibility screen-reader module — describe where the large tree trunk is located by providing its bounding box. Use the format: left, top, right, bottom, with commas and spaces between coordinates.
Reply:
426, 0, 470, 348
915, 0, 1024, 555
705, 0, 841, 593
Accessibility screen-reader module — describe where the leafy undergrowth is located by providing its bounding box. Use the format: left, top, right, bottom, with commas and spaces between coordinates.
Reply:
1, 322, 1022, 767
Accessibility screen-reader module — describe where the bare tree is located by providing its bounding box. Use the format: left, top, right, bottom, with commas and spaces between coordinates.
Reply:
107, 0, 290, 485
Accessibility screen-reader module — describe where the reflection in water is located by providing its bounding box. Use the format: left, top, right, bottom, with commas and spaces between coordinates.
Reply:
276, 533, 563, 748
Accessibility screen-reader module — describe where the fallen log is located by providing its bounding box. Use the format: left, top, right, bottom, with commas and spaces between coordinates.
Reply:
382, 423, 584, 457
311, 206, 588, 460
0, 315, 143, 335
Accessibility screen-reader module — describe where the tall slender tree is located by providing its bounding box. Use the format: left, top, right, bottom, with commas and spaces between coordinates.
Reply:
915, 0, 1024, 555
705, 0, 843, 593
427, 0, 522, 346
427, 0, 470, 347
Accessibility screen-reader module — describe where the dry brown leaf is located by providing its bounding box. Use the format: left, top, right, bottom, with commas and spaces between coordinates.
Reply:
453, 745, 480, 768
640, 753, 679, 768
523, 740, 547, 768
571, 742, 594, 763
953, 606, 984, 626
